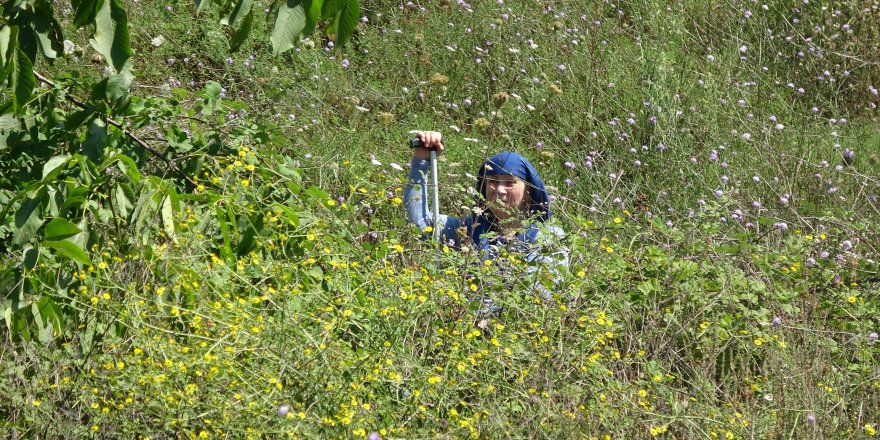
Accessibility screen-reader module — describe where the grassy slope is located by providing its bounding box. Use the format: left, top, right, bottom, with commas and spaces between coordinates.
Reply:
4, 0, 880, 438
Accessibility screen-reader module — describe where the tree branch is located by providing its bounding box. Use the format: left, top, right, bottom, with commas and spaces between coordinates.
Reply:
33, 70, 196, 187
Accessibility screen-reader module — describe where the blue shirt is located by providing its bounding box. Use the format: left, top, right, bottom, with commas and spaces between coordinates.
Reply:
404, 157, 569, 298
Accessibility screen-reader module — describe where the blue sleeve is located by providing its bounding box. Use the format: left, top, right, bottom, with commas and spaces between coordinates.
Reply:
404, 158, 462, 247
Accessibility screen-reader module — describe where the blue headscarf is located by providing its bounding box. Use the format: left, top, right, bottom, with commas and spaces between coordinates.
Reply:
469, 152, 551, 251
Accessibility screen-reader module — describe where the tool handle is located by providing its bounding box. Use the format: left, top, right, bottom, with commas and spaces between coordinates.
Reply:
409, 138, 442, 151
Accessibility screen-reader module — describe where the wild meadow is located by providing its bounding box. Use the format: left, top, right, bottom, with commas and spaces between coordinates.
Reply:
1, 0, 879, 438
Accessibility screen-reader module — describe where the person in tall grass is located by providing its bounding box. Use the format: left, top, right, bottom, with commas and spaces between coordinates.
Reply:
404, 130, 568, 309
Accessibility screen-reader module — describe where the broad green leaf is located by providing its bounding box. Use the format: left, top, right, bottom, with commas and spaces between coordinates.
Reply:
194, 0, 212, 14
302, 0, 322, 35
335, 0, 359, 46
43, 239, 91, 265
270, 0, 306, 55
13, 197, 42, 247
10, 47, 35, 114
44, 217, 81, 241
3, 307, 11, 332
89, 0, 132, 73
83, 118, 107, 162
106, 61, 132, 99
42, 154, 71, 180
215, 205, 234, 261
161, 195, 175, 239
222, 0, 253, 28
229, 10, 253, 52
30, 6, 64, 59
321, 0, 341, 20
204, 80, 221, 99
0, 26, 18, 67
33, 297, 64, 342
23, 245, 39, 270
112, 183, 134, 219
114, 153, 141, 183
72, 0, 98, 28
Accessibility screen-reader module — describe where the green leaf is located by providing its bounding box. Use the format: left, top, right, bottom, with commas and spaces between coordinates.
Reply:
215, 205, 234, 262
89, 0, 132, 73
222, 0, 253, 28
335, 0, 359, 46
302, 0, 322, 35
43, 239, 91, 265
72, 0, 98, 28
204, 80, 221, 99
0, 25, 19, 68
320, 0, 341, 20
112, 183, 134, 219
23, 245, 39, 270
44, 217, 81, 241
114, 153, 141, 183
10, 47, 35, 114
82, 118, 107, 162
229, 10, 253, 52
13, 196, 42, 247
30, 6, 65, 59
106, 61, 132, 99
42, 154, 71, 180
33, 297, 64, 342
161, 195, 175, 239
270, 0, 306, 55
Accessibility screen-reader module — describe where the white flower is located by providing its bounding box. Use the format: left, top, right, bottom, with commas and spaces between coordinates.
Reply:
63, 40, 76, 55
151, 35, 166, 47
389, 163, 404, 171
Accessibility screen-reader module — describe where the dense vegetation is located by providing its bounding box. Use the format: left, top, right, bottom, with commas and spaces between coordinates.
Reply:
2, 0, 879, 438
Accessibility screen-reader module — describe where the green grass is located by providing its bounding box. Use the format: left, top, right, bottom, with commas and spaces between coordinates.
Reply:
2, 0, 880, 438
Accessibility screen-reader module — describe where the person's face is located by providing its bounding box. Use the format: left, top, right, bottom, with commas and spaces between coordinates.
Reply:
484, 174, 529, 220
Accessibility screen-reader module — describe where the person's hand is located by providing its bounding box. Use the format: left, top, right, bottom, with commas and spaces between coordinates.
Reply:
413, 130, 444, 160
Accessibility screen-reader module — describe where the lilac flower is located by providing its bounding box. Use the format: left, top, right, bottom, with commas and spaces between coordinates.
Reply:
278, 405, 290, 416
368, 432, 382, 440
164, 5, 172, 12
634, 160, 642, 167
714, 190, 724, 198
709, 150, 718, 162
841, 240, 853, 251
772, 316, 782, 327
706, 54, 715, 62
806, 414, 816, 425
773, 222, 788, 231
870, 332, 879, 342
820, 251, 830, 259
806, 257, 816, 266
665, 220, 673, 228
341, 59, 350, 68
565, 178, 574, 187
564, 161, 576, 170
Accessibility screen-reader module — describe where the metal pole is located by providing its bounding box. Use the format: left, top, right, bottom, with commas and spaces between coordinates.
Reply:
430, 149, 441, 243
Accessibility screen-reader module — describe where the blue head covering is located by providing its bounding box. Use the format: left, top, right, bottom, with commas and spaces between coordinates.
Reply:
469, 152, 551, 251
